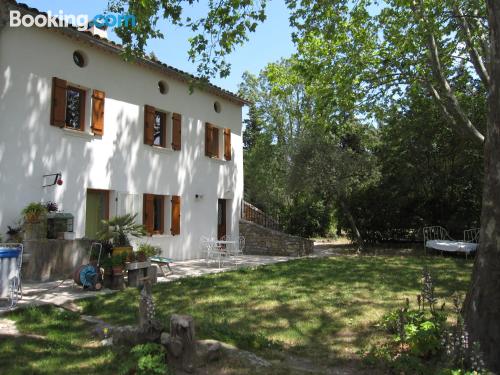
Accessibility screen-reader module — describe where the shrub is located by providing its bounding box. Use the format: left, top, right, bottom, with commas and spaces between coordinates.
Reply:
97, 214, 146, 247
119, 343, 170, 375
22, 202, 47, 223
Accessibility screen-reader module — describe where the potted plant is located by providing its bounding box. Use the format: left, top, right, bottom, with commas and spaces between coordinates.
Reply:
45, 201, 58, 213
135, 243, 161, 261
22, 202, 47, 224
6, 223, 23, 243
97, 214, 146, 257
111, 253, 126, 276
111, 253, 127, 290
21, 202, 48, 240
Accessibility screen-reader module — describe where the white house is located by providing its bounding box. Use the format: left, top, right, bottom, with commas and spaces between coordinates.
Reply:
0, 1, 246, 259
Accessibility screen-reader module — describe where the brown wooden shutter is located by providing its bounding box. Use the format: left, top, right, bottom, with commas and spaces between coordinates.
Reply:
50, 77, 67, 127
172, 113, 182, 151
212, 126, 219, 158
143, 194, 154, 235
159, 196, 165, 234
205, 123, 212, 156
224, 128, 231, 160
91, 90, 105, 135
144, 105, 155, 145
171, 195, 181, 235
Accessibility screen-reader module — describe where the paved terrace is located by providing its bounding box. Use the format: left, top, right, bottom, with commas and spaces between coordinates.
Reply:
0, 244, 348, 313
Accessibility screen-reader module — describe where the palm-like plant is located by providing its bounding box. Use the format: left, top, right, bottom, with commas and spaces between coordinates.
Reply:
97, 214, 146, 247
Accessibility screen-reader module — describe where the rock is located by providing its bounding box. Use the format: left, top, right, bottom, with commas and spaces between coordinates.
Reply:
206, 341, 222, 362
100, 337, 113, 346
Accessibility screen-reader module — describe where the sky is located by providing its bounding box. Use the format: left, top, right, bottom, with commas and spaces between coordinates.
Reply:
22, 0, 296, 94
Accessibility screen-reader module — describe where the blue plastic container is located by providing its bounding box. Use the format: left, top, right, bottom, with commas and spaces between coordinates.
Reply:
0, 247, 21, 258
0, 247, 21, 299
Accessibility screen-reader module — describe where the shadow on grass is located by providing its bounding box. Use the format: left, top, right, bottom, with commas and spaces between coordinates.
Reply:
78, 254, 472, 368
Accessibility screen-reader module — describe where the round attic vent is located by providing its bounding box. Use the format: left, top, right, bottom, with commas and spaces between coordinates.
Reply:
158, 80, 168, 95
73, 50, 87, 68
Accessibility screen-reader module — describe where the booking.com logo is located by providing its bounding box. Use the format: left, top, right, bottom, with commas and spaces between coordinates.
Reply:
9, 10, 136, 31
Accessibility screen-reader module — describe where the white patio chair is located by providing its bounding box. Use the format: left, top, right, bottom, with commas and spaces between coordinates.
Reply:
238, 235, 246, 255
200, 235, 215, 264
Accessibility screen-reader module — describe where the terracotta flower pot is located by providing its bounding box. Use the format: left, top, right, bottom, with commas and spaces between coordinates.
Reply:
112, 266, 123, 276
112, 246, 133, 257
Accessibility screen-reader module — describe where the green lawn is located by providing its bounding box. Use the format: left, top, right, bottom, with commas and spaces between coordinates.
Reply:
0, 253, 473, 374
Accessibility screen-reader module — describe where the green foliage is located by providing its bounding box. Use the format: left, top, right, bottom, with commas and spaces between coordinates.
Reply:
97, 214, 146, 247
405, 320, 443, 357
100, 255, 112, 269
136, 243, 161, 258
111, 253, 127, 267
119, 343, 170, 375
364, 268, 454, 372
109, 0, 267, 79
21, 202, 47, 224
339, 87, 484, 242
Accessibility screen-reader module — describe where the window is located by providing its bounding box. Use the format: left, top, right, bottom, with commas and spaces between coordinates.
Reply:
214, 101, 221, 113
143, 194, 181, 236
51, 77, 105, 134
144, 105, 182, 150
153, 111, 166, 147
205, 123, 219, 158
65, 86, 86, 130
205, 123, 231, 160
143, 194, 164, 235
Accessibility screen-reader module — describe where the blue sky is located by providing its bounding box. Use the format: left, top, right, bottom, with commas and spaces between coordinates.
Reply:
23, 0, 296, 94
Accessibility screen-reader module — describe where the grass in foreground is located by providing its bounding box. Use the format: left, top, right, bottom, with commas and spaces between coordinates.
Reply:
0, 253, 472, 374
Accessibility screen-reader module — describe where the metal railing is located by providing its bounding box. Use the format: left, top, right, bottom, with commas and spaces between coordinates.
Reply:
241, 201, 284, 232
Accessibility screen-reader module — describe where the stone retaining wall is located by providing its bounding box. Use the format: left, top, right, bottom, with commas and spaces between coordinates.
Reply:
22, 239, 93, 282
239, 219, 313, 257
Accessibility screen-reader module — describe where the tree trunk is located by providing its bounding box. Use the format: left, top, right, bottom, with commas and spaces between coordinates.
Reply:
464, 2, 500, 373
339, 199, 363, 250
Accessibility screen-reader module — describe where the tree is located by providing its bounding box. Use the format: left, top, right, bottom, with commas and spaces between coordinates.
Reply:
348, 85, 484, 243
463, 2, 500, 371
286, 0, 499, 370
239, 61, 330, 236
108, 0, 267, 79
116, 0, 500, 368
290, 123, 378, 247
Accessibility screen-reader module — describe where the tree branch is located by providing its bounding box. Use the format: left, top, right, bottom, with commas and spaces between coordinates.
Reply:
454, 4, 490, 87
426, 32, 485, 143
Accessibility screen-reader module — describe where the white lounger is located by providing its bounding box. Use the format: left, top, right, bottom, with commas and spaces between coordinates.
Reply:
423, 226, 479, 258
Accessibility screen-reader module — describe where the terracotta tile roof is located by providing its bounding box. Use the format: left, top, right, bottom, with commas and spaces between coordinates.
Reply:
1, 0, 249, 105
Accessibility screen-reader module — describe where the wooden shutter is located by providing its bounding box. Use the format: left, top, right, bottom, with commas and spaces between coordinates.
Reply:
224, 128, 231, 160
171, 195, 181, 235
50, 77, 67, 127
143, 194, 154, 235
91, 90, 105, 135
144, 105, 155, 145
172, 113, 182, 151
205, 123, 212, 156
212, 126, 219, 158
158, 196, 165, 234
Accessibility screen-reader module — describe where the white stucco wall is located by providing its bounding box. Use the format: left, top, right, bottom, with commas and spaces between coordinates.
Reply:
0, 25, 244, 260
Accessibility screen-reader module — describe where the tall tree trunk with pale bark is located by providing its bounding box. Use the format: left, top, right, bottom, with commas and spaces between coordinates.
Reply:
464, 1, 500, 373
